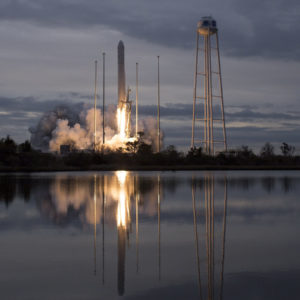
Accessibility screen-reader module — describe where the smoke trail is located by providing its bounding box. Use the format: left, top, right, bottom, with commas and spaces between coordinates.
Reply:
29, 103, 163, 152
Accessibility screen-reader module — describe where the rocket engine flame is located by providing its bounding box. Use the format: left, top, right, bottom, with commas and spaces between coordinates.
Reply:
117, 107, 126, 139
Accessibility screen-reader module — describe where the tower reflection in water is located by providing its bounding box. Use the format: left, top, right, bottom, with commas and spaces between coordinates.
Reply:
192, 174, 228, 300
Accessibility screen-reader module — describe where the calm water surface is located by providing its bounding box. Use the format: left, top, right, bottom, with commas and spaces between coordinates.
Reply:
0, 171, 299, 300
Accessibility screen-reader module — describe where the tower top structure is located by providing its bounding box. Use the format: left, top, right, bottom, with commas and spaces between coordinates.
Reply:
197, 16, 217, 35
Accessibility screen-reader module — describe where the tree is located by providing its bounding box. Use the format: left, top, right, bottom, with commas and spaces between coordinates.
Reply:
280, 142, 295, 157
18, 140, 32, 153
260, 142, 274, 157
186, 147, 203, 163
125, 132, 146, 153
0, 135, 17, 154
137, 142, 153, 156
235, 145, 255, 164
163, 145, 183, 163
238, 145, 254, 157
125, 140, 139, 153
187, 147, 202, 157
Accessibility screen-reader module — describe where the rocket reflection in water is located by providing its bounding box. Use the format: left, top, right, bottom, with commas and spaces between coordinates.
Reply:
192, 174, 228, 300
114, 171, 161, 296
90, 171, 134, 295
116, 171, 131, 296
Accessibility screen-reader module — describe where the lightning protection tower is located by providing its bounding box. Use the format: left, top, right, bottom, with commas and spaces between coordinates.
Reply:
191, 17, 227, 154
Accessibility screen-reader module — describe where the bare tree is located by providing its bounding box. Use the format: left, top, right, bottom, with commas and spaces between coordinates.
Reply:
280, 142, 295, 157
260, 142, 274, 157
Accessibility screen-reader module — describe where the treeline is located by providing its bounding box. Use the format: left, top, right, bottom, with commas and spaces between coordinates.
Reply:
0, 135, 299, 170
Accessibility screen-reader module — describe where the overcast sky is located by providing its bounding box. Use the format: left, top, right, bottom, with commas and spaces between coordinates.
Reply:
0, 0, 299, 152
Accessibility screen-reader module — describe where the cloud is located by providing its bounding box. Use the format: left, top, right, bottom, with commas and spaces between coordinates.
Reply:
0, 95, 85, 113
2, 95, 298, 121
0, 95, 299, 151
0, 0, 299, 60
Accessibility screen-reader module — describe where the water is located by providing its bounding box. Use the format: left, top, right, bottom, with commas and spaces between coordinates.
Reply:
0, 171, 299, 300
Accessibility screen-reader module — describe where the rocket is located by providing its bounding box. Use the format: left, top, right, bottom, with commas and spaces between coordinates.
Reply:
118, 41, 126, 104
117, 40, 132, 138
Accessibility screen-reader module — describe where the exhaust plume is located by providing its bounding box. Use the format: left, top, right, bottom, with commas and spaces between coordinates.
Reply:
29, 103, 163, 152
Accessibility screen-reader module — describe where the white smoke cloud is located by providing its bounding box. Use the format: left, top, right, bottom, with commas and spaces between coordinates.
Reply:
29, 102, 163, 152
136, 116, 164, 151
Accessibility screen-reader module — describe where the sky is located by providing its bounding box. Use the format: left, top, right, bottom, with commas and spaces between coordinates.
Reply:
0, 0, 299, 152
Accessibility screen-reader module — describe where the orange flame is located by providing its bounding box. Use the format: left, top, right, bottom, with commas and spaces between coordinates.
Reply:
117, 107, 126, 138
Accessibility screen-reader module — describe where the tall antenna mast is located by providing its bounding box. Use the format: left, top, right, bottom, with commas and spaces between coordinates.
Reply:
94, 60, 98, 152
136, 62, 139, 137
157, 56, 161, 152
102, 52, 106, 145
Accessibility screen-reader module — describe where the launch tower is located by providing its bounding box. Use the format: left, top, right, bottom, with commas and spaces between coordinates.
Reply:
191, 17, 227, 154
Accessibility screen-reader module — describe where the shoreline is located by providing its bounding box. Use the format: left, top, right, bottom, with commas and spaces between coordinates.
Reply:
1, 165, 300, 173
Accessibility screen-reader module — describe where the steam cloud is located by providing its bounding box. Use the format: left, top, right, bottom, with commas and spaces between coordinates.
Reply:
29, 103, 162, 151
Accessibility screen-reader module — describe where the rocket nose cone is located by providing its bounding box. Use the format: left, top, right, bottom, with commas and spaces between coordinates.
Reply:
118, 40, 124, 48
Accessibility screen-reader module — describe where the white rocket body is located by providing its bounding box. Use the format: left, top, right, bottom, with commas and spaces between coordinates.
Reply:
118, 41, 126, 105
117, 40, 131, 138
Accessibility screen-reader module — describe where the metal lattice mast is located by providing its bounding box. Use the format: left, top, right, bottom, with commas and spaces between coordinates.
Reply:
191, 17, 227, 154
157, 56, 161, 152
102, 52, 105, 145
94, 60, 98, 152
216, 33, 227, 151
191, 33, 199, 148
136, 62, 139, 137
